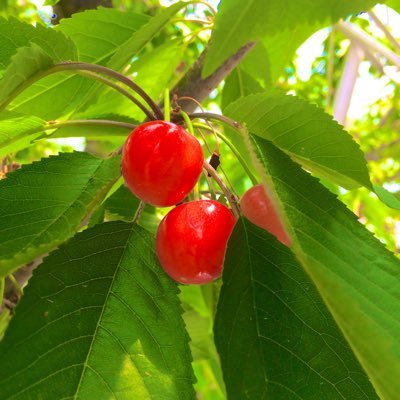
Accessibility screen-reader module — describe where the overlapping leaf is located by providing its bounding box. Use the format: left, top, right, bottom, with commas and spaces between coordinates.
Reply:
0, 222, 195, 399
249, 136, 400, 399
108, 2, 185, 70
0, 152, 121, 277
8, 8, 148, 119
215, 217, 378, 399
0, 110, 46, 157
0, 44, 55, 109
0, 16, 76, 70
58, 8, 149, 65
225, 92, 372, 190
83, 39, 185, 120
203, 0, 378, 77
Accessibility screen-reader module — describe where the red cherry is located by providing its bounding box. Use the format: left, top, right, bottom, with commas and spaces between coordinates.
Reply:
240, 184, 291, 246
122, 121, 204, 207
156, 200, 236, 284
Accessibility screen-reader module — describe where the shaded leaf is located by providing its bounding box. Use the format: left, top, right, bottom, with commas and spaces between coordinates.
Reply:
250, 136, 400, 399
0, 222, 195, 399
104, 184, 141, 220
0, 152, 121, 277
215, 217, 378, 399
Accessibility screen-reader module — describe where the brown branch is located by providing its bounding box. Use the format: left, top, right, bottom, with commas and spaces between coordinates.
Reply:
173, 42, 256, 112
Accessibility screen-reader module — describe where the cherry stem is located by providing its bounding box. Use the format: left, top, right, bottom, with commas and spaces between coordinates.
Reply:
76, 70, 156, 120
187, 0, 217, 16
45, 119, 137, 132
133, 201, 146, 224
203, 172, 216, 200
187, 112, 243, 131
194, 122, 258, 185
203, 161, 240, 219
0, 62, 163, 120
180, 110, 195, 135
164, 89, 170, 122
177, 97, 220, 154
58, 62, 164, 119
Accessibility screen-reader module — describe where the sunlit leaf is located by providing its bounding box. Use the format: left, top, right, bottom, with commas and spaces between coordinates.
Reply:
0, 222, 195, 399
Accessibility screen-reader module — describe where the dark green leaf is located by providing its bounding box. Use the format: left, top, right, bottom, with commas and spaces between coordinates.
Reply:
250, 136, 400, 399
225, 92, 372, 190
216, 217, 378, 399
0, 152, 121, 277
0, 222, 195, 399
104, 184, 141, 220
203, 0, 377, 77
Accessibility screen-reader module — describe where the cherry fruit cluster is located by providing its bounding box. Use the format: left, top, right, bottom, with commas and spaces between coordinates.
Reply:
122, 120, 236, 284
122, 120, 290, 285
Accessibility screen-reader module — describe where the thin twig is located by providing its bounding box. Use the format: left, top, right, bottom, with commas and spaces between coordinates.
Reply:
46, 119, 137, 132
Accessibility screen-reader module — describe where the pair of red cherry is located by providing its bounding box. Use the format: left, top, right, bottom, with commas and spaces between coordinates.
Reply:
122, 120, 289, 285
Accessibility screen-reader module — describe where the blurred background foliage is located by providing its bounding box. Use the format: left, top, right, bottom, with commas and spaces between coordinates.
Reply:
1, 1, 400, 398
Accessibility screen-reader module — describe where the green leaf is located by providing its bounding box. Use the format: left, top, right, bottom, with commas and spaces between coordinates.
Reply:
0, 16, 77, 71
57, 8, 149, 64
260, 23, 320, 84
250, 136, 400, 399
9, 9, 148, 120
203, 0, 377, 77
0, 44, 55, 109
104, 184, 141, 220
0, 152, 121, 277
108, 2, 185, 71
387, 0, 400, 13
0, 110, 46, 157
83, 38, 185, 120
225, 92, 372, 190
221, 68, 263, 111
43, 0, 58, 5
373, 185, 400, 210
215, 217, 378, 399
0, 222, 195, 399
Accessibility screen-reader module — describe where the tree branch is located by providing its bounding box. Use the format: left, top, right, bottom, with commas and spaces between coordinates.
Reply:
174, 42, 256, 112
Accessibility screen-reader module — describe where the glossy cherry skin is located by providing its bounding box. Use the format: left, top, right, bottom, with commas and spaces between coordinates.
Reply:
122, 121, 204, 207
240, 184, 291, 246
156, 200, 236, 284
